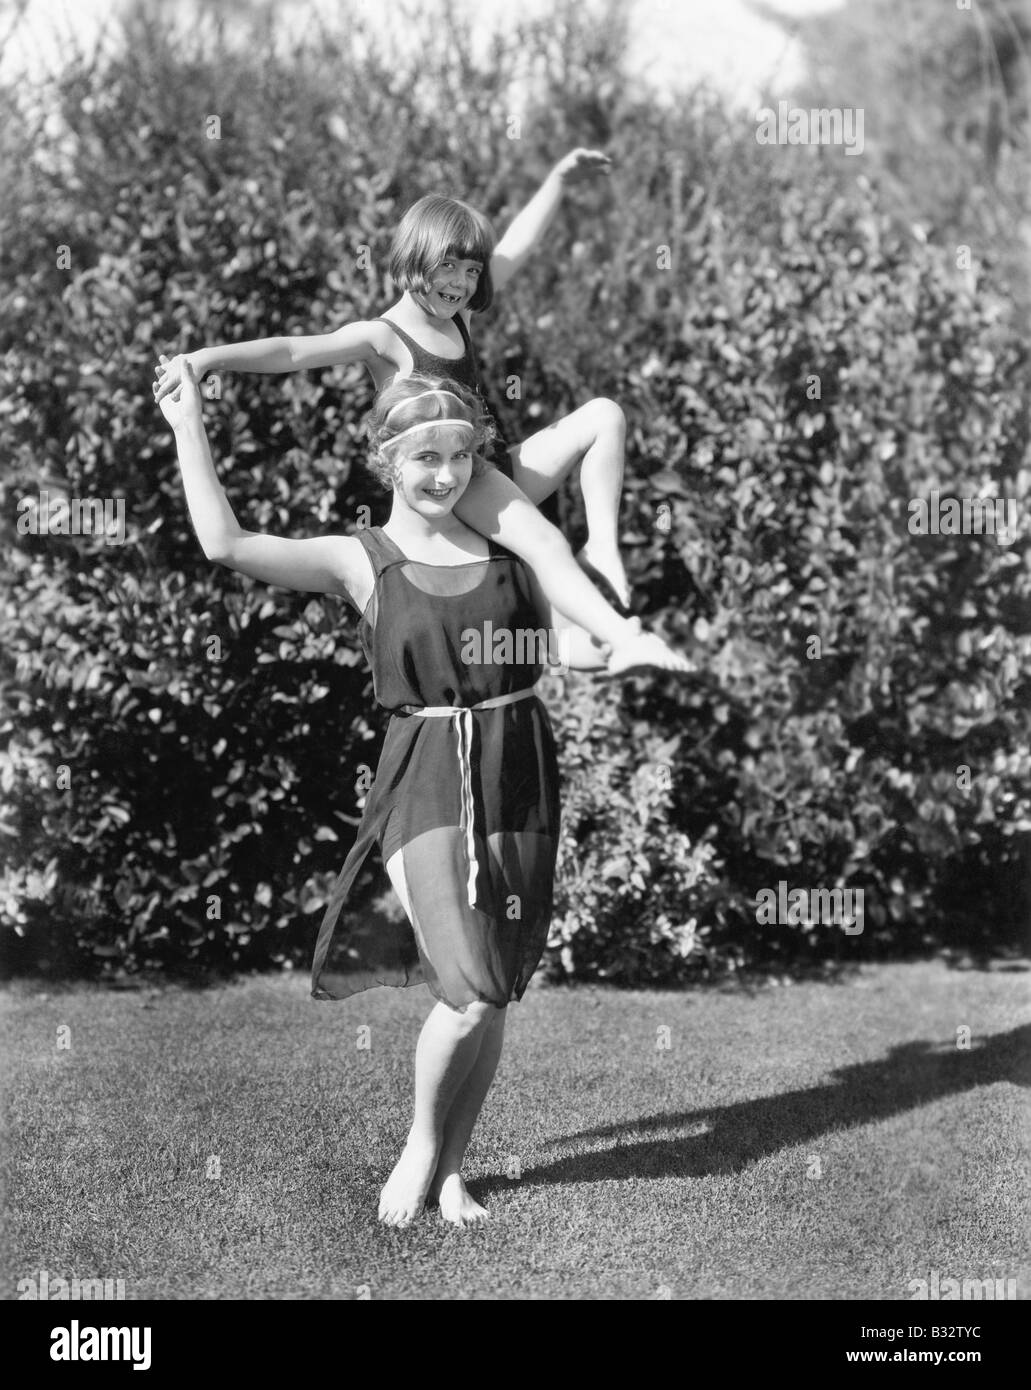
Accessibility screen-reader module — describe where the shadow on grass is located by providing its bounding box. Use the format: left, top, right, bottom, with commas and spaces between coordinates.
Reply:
477, 1024, 1031, 1190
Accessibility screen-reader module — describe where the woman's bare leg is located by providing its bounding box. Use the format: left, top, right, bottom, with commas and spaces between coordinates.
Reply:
376, 850, 500, 1227
377, 997, 499, 1227
507, 398, 630, 606
427, 1005, 507, 1226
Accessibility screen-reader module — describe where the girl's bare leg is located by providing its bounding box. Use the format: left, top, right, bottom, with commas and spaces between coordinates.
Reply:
454, 472, 693, 669
427, 1005, 507, 1227
507, 398, 630, 606
377, 851, 499, 1228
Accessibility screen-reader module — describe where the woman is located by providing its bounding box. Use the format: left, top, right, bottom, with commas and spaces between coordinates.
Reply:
155, 363, 688, 1228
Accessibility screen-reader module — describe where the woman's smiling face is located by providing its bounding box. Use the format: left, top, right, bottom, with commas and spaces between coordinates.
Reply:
389, 426, 475, 514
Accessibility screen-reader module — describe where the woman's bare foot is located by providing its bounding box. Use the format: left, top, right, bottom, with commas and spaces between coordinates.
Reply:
606, 630, 693, 676
576, 543, 631, 610
436, 1173, 489, 1228
378, 1137, 439, 1228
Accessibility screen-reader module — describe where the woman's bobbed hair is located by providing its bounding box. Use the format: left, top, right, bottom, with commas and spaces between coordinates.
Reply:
388, 195, 496, 313
364, 373, 497, 489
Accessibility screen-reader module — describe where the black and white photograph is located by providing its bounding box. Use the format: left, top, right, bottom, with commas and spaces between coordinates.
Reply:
1, 0, 1028, 1340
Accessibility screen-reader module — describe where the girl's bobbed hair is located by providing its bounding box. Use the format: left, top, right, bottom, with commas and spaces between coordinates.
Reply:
365, 373, 497, 489
389, 195, 496, 313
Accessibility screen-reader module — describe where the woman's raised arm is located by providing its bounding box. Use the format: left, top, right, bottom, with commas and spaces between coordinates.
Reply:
455, 467, 691, 674
154, 357, 370, 601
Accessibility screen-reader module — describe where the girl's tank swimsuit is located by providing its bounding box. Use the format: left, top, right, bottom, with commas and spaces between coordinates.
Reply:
372, 315, 512, 475
311, 526, 560, 1010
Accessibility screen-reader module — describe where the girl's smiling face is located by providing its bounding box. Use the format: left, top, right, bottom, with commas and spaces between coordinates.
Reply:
389, 426, 475, 514
417, 256, 483, 318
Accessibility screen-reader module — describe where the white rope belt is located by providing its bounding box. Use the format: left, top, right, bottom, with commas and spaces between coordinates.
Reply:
411, 686, 537, 909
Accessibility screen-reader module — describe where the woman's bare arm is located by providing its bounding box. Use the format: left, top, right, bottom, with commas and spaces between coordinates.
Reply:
524, 570, 611, 671
455, 468, 633, 647
155, 358, 371, 602
455, 468, 691, 673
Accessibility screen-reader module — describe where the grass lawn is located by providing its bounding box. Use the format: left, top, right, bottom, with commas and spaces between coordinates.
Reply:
1, 960, 1028, 1300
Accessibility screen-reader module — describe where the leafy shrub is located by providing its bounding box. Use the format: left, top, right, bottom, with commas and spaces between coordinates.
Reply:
541, 672, 726, 983
1, 0, 1027, 983
524, 141, 1030, 974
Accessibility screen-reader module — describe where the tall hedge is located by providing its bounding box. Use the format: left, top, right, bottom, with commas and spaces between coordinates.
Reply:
1, 1, 1028, 981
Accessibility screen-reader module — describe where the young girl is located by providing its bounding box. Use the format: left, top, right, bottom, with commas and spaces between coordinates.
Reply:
153, 147, 631, 607
155, 362, 688, 1229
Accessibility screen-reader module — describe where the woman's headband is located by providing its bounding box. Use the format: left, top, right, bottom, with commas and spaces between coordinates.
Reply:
380, 417, 476, 450
380, 389, 477, 450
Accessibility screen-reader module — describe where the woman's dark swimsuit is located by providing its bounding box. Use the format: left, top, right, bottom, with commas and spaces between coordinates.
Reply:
310, 527, 559, 1010
372, 315, 512, 475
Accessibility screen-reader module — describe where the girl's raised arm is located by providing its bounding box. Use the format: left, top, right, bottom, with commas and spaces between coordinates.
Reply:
490, 148, 611, 293
154, 320, 397, 402
155, 358, 370, 603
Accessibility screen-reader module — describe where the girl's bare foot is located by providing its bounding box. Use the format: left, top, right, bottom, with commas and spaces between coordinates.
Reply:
606, 630, 693, 676
378, 1137, 439, 1228
436, 1173, 489, 1228
576, 543, 631, 610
